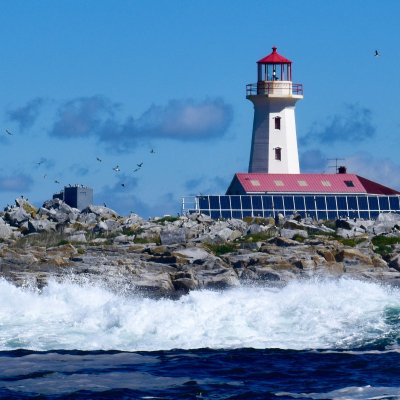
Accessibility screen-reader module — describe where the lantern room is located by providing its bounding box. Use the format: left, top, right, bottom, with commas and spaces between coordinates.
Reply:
257, 46, 292, 82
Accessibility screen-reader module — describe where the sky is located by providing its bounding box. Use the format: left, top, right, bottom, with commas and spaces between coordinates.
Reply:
1, 0, 400, 218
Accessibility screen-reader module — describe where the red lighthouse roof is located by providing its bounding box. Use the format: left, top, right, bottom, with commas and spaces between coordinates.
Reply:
257, 47, 292, 64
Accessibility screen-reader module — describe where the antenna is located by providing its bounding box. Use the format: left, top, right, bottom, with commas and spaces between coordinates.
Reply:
327, 158, 345, 173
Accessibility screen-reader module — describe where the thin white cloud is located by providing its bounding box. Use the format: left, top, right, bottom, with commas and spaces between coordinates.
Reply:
6, 97, 46, 132
50, 95, 119, 139
301, 103, 375, 145
0, 174, 33, 192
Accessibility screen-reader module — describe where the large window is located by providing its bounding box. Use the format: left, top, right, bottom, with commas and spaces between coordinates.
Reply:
275, 147, 282, 161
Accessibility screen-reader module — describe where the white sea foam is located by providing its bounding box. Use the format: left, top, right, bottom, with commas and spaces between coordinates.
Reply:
0, 277, 399, 351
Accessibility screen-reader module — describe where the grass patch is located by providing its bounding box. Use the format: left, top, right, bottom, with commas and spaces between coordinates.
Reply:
240, 231, 274, 243
133, 235, 161, 245
322, 220, 337, 230
371, 236, 400, 258
12, 231, 69, 249
292, 234, 306, 243
204, 242, 237, 256
243, 217, 270, 225
122, 226, 143, 236
152, 216, 180, 224
336, 237, 367, 247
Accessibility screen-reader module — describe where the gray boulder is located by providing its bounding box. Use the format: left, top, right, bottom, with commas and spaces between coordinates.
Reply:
28, 219, 57, 234
5, 207, 30, 227
0, 218, 14, 239
160, 227, 186, 245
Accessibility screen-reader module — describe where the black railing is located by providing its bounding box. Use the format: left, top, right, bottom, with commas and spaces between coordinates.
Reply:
246, 82, 303, 96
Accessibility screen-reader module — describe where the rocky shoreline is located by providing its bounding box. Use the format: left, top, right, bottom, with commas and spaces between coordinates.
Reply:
1, 197, 400, 297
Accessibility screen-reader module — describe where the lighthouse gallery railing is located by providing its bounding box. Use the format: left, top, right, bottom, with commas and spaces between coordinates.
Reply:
246, 82, 303, 96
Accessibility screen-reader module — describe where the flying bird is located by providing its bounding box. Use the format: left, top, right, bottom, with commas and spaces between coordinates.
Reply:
121, 183, 125, 188
374, 50, 380, 57
5, 129, 12, 135
150, 149, 155, 154
113, 165, 120, 172
96, 157, 102, 162
133, 167, 140, 172
137, 162, 143, 168
54, 180, 60, 184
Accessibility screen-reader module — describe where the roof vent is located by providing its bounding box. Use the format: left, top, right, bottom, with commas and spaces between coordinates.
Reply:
338, 166, 347, 174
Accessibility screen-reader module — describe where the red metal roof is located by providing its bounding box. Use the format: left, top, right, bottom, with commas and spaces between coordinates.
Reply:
257, 47, 292, 64
230, 173, 400, 195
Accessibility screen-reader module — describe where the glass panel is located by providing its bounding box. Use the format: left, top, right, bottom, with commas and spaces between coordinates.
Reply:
337, 196, 347, 210
221, 210, 232, 219
315, 196, 326, 209
242, 210, 252, 217
220, 196, 230, 210
202, 210, 211, 216
263, 210, 273, 218
232, 210, 242, 219
262, 196, 273, 209
357, 196, 368, 210
347, 196, 357, 210
241, 196, 251, 209
199, 196, 209, 210
307, 211, 317, 219
209, 196, 220, 210
326, 196, 336, 210
328, 211, 338, 220
379, 197, 389, 210
294, 196, 305, 210
370, 210, 380, 219
231, 196, 241, 210
368, 196, 379, 211
252, 196, 262, 210
273, 196, 284, 209
316, 211, 328, 220
253, 211, 263, 218
348, 210, 358, 219
389, 197, 400, 210
211, 210, 221, 219
360, 211, 370, 219
305, 196, 315, 210
283, 196, 294, 210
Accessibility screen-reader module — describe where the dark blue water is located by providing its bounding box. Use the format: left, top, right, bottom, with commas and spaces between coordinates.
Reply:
1, 348, 400, 399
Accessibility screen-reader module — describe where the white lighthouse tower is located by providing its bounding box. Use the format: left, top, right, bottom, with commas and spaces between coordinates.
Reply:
247, 47, 303, 173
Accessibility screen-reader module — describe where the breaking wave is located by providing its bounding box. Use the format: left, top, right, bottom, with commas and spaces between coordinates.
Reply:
0, 278, 399, 351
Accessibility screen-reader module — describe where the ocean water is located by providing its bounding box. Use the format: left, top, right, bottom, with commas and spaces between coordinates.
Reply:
0, 278, 400, 399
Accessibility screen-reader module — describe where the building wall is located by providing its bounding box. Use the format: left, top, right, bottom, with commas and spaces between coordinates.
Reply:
247, 92, 301, 174
64, 186, 93, 210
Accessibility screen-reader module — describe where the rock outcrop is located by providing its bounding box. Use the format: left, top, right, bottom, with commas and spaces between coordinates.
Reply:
1, 197, 400, 297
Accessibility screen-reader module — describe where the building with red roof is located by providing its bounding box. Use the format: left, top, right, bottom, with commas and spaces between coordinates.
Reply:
182, 47, 400, 220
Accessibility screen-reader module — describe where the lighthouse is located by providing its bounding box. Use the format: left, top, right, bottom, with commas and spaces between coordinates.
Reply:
247, 47, 303, 173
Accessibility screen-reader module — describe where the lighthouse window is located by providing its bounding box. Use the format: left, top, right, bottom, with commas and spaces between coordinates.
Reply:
274, 117, 281, 130
275, 147, 282, 161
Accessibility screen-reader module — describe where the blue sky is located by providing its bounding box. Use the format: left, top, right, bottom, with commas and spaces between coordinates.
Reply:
1, 0, 400, 217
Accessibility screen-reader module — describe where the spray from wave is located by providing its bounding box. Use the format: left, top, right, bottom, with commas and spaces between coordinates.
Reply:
0, 278, 399, 351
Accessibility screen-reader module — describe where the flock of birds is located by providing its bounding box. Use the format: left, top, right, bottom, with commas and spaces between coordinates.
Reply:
3, 127, 157, 190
